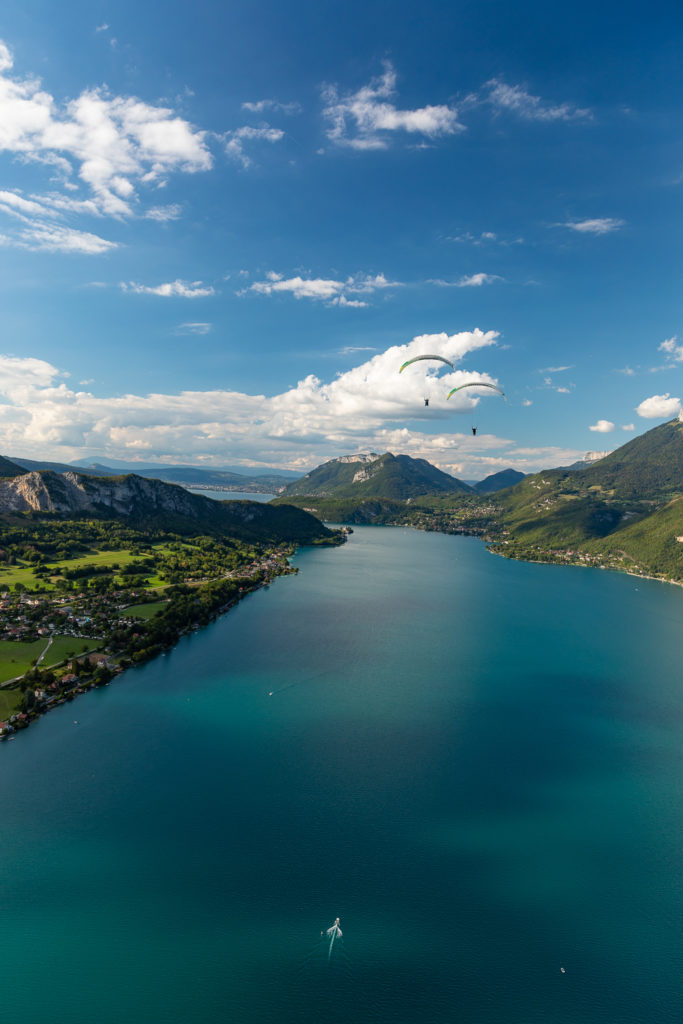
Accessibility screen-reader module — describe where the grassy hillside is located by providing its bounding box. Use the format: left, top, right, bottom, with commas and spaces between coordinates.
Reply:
579, 417, 683, 498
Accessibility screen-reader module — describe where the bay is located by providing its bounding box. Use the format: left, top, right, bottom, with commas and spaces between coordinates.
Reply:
184, 487, 275, 501
1, 526, 682, 1024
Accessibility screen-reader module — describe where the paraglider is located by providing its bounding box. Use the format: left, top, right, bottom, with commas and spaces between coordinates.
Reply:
399, 354, 455, 374
446, 382, 506, 401
400, 354, 454, 408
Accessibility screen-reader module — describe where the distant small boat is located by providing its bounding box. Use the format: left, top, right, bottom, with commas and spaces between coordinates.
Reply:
326, 917, 342, 961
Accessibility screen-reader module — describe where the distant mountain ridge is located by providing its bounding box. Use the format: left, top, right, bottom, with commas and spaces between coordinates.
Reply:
281, 452, 472, 499
10, 457, 296, 493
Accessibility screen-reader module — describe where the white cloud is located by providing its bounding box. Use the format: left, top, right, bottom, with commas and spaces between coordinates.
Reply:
589, 419, 615, 433
0, 222, 117, 253
322, 61, 464, 150
0, 36, 212, 234
431, 272, 502, 288
121, 279, 215, 297
484, 79, 592, 121
175, 322, 212, 335
560, 218, 624, 235
635, 393, 682, 419
144, 204, 182, 221
616, 365, 636, 376
224, 125, 285, 168
248, 269, 402, 304
522, 399, 533, 407
251, 275, 343, 300
540, 365, 573, 373
0, 331, 518, 476
658, 335, 683, 363
621, 423, 634, 431
241, 99, 301, 115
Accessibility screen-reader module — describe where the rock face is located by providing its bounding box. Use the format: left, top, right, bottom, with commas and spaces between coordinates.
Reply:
0, 469, 335, 544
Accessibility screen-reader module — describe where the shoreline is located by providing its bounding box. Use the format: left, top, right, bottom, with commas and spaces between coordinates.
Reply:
0, 556, 300, 740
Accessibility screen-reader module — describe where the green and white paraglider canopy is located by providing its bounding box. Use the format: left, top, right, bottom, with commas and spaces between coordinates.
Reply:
399, 354, 455, 373
446, 381, 506, 401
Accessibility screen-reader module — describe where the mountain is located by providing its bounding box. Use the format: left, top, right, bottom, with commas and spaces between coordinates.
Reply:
0, 455, 25, 479
577, 418, 683, 498
11, 457, 294, 493
473, 468, 526, 494
0, 470, 335, 545
491, 418, 683, 579
280, 452, 472, 500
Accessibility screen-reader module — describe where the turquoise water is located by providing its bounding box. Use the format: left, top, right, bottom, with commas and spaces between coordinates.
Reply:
1, 527, 682, 1024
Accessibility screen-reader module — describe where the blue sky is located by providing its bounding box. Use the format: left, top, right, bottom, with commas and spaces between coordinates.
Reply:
0, 0, 681, 478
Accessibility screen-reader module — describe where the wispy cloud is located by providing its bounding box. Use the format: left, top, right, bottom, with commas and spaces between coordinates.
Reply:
224, 125, 285, 168
559, 218, 624, 235
589, 419, 615, 433
322, 61, 463, 150
621, 423, 634, 431
658, 335, 683, 363
430, 272, 503, 288
539, 365, 573, 373
175, 322, 212, 335
121, 280, 215, 298
144, 204, 182, 222
0, 223, 117, 254
241, 99, 301, 115
484, 79, 592, 122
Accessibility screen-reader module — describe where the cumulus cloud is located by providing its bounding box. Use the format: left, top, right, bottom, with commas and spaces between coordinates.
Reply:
0, 331, 529, 476
248, 269, 401, 305
224, 125, 285, 168
484, 79, 592, 121
0, 36, 212, 247
635, 393, 682, 419
322, 61, 463, 150
621, 423, 634, 431
121, 279, 215, 297
560, 218, 624, 235
589, 419, 615, 432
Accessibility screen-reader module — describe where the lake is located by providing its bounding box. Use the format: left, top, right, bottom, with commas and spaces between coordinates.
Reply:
1, 526, 682, 1024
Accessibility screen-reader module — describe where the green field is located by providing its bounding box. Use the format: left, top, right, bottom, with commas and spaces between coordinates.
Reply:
43, 635, 100, 667
0, 543, 179, 593
0, 638, 48, 683
118, 600, 169, 620
0, 685, 20, 718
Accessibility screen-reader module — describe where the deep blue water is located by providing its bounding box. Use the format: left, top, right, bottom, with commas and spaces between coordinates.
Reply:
1, 527, 682, 1024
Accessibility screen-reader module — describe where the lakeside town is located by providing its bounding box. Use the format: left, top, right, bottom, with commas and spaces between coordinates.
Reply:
0, 545, 301, 738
